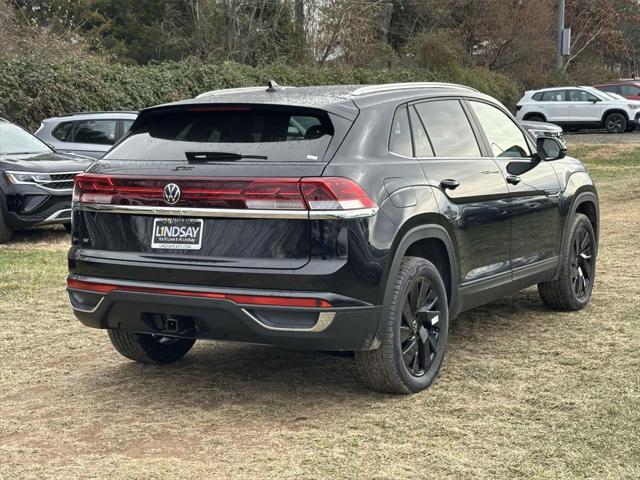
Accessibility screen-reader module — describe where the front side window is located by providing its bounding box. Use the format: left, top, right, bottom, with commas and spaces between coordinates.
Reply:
414, 100, 481, 158
541, 90, 566, 102
389, 105, 413, 157
470, 101, 531, 158
568, 89, 599, 102
0, 123, 50, 155
74, 120, 118, 145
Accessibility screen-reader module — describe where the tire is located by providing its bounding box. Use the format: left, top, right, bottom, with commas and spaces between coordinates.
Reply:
63, 223, 72, 233
604, 112, 627, 133
626, 124, 637, 133
107, 330, 196, 364
538, 213, 596, 311
526, 114, 545, 122
356, 257, 449, 394
0, 209, 13, 244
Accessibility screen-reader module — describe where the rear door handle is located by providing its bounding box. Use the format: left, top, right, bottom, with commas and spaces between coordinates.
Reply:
506, 175, 521, 185
440, 179, 460, 190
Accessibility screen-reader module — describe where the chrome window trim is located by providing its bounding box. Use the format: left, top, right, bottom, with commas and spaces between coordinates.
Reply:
78, 203, 378, 220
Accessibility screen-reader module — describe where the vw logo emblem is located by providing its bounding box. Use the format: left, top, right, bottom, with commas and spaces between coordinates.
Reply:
163, 183, 181, 205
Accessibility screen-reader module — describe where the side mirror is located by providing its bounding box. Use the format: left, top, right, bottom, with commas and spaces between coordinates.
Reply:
536, 136, 567, 161
591, 98, 600, 103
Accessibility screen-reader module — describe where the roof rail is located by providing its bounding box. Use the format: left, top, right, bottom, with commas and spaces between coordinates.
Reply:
351, 82, 478, 96
195, 86, 268, 99
58, 111, 138, 117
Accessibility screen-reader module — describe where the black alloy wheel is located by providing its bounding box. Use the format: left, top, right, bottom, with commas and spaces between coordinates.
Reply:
400, 276, 442, 377
570, 223, 594, 300
605, 113, 627, 133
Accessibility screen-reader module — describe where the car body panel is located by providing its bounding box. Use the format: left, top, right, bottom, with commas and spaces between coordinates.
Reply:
67, 83, 598, 351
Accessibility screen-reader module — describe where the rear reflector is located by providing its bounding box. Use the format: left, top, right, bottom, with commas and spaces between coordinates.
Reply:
67, 278, 333, 308
74, 174, 376, 211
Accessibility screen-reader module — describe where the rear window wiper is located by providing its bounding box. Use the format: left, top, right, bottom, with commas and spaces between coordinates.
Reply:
185, 152, 268, 162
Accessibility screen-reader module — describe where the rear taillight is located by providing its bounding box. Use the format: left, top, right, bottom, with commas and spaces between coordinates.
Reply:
74, 174, 376, 211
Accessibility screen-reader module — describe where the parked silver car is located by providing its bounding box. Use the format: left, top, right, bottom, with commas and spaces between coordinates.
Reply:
35, 111, 137, 159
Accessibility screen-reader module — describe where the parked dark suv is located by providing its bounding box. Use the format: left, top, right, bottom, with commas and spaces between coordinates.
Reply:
0, 118, 93, 242
67, 82, 599, 394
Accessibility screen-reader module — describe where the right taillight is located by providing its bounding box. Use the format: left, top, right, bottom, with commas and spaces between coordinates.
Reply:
74, 174, 376, 212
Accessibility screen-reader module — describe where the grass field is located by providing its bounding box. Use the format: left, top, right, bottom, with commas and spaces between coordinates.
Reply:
1, 144, 639, 479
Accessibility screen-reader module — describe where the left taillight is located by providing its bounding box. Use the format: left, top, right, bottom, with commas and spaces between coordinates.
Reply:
73, 174, 377, 212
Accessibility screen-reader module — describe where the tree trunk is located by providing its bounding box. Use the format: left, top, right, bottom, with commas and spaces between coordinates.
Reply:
224, 0, 236, 58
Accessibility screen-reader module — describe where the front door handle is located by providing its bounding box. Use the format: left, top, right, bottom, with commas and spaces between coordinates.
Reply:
506, 175, 521, 185
440, 178, 460, 190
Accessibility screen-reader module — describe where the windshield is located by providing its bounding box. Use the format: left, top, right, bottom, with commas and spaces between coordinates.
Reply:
0, 123, 51, 155
104, 105, 335, 162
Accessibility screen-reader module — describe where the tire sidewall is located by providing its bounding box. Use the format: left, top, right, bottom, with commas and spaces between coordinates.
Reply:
392, 259, 449, 392
560, 215, 597, 309
606, 113, 627, 134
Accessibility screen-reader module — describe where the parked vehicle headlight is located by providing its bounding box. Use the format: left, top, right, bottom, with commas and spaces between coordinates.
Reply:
5, 172, 51, 184
627, 104, 640, 110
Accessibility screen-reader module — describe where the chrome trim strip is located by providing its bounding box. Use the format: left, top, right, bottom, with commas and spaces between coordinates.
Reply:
5, 170, 81, 193
351, 82, 478, 96
241, 309, 335, 333
38, 208, 72, 225
79, 204, 378, 220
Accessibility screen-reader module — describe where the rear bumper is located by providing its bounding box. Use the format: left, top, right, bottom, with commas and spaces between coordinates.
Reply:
68, 275, 381, 351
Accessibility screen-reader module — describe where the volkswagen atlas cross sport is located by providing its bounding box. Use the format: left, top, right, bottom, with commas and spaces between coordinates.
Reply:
67, 82, 599, 394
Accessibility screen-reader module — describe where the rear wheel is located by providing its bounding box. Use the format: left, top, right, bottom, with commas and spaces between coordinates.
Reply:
356, 257, 449, 394
538, 213, 596, 311
63, 223, 72, 233
0, 210, 13, 244
107, 330, 196, 364
626, 123, 637, 132
604, 112, 627, 133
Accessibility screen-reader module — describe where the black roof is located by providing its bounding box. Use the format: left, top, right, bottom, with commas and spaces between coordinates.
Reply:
142, 82, 492, 120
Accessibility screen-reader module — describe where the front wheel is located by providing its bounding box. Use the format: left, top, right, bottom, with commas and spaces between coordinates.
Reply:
356, 257, 449, 394
538, 213, 596, 311
0, 209, 12, 244
108, 330, 196, 364
604, 112, 627, 134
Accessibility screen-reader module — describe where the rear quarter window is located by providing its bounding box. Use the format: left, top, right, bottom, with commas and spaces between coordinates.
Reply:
52, 121, 74, 142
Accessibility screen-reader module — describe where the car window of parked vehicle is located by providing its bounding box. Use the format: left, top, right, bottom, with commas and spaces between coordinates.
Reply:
104, 106, 335, 161
0, 123, 51, 155
389, 105, 413, 157
469, 101, 531, 158
568, 90, 599, 102
408, 107, 434, 157
620, 85, 640, 96
414, 100, 481, 158
52, 121, 74, 142
541, 90, 566, 102
122, 120, 135, 137
74, 120, 118, 145
599, 85, 621, 95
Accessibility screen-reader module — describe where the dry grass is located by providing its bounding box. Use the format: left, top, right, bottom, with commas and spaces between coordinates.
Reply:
0, 147, 639, 479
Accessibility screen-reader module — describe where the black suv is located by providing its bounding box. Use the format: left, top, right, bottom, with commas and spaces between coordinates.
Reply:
67, 83, 599, 394
0, 118, 93, 242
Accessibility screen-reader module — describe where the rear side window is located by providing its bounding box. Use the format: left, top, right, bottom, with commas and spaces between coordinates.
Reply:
532, 92, 544, 101
541, 90, 566, 101
414, 100, 480, 158
105, 105, 336, 161
389, 106, 413, 157
74, 120, 117, 145
408, 107, 434, 157
52, 121, 74, 142
621, 85, 640, 96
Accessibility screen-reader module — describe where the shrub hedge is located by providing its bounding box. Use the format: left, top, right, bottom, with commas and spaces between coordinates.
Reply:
0, 56, 523, 131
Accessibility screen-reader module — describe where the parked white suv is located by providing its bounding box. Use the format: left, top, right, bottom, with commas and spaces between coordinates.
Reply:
515, 86, 640, 133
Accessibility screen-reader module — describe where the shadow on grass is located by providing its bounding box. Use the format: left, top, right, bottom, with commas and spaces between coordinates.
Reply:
76, 288, 554, 414
4, 226, 68, 247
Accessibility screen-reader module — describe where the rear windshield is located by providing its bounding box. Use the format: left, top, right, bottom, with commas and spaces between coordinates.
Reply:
104, 105, 335, 162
